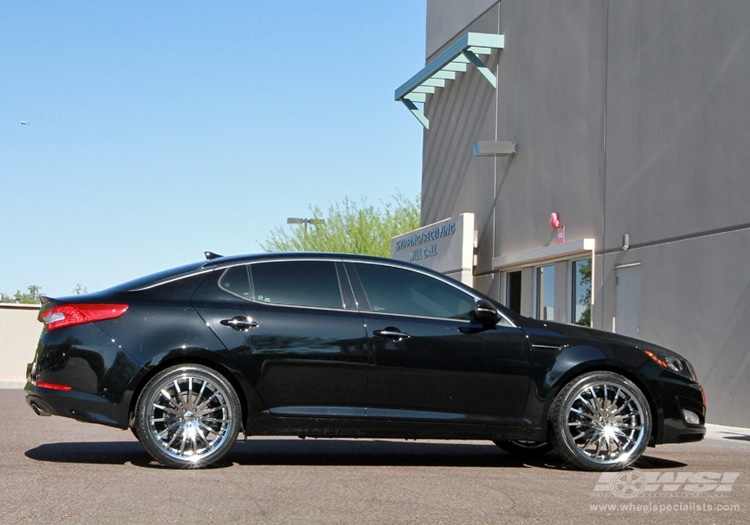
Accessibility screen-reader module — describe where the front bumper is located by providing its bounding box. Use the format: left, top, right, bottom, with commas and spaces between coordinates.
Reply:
652, 377, 706, 445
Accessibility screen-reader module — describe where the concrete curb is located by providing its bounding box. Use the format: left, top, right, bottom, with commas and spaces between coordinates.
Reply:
0, 378, 26, 389
705, 423, 750, 441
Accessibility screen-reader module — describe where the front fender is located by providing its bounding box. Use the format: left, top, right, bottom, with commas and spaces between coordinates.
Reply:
522, 343, 656, 429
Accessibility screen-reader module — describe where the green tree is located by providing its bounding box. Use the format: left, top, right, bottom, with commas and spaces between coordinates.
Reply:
575, 260, 592, 326
5, 285, 44, 304
261, 193, 421, 257
1, 284, 87, 303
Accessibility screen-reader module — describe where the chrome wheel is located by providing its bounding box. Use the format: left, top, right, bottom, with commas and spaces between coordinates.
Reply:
550, 371, 651, 471
136, 364, 240, 468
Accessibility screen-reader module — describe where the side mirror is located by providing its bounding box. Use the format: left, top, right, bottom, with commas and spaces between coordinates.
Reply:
474, 299, 500, 327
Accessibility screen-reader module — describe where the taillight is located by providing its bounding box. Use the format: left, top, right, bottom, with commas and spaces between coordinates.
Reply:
33, 381, 73, 391
40, 304, 129, 331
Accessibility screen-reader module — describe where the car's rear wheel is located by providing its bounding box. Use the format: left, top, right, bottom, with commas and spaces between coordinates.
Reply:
493, 440, 553, 456
550, 371, 651, 471
135, 364, 241, 468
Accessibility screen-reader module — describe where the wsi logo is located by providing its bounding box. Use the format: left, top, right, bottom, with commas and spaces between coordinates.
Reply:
593, 472, 740, 498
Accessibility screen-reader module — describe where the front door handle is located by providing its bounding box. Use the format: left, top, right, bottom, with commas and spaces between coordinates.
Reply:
220, 316, 258, 331
373, 328, 410, 342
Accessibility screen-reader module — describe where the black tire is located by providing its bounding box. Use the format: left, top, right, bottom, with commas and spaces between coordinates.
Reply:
493, 440, 553, 456
549, 371, 652, 471
135, 364, 241, 468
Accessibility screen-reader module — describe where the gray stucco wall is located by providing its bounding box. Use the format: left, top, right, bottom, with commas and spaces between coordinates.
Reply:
423, 1, 608, 278
421, 0, 750, 426
426, 0, 497, 57
605, 1, 750, 249
599, 230, 750, 428
600, 1, 750, 427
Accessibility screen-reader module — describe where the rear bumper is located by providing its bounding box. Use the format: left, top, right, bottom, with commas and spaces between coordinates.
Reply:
24, 380, 130, 429
25, 325, 139, 428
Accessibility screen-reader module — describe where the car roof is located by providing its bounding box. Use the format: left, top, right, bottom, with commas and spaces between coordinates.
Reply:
201, 251, 423, 269
198, 252, 520, 325
108, 252, 442, 293
200, 252, 470, 285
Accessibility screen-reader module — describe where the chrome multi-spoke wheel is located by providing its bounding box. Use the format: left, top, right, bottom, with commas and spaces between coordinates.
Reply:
136, 364, 241, 468
550, 371, 651, 471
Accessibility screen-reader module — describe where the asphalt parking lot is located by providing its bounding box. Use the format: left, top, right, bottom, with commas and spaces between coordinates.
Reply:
2, 389, 747, 524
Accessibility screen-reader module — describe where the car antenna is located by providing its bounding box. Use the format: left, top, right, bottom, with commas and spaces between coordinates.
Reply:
204, 251, 223, 260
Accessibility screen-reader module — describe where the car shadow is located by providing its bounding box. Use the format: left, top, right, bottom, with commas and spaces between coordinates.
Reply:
632, 454, 687, 469
222, 439, 562, 469
719, 431, 750, 442
24, 438, 687, 470
25, 439, 563, 469
25, 440, 153, 466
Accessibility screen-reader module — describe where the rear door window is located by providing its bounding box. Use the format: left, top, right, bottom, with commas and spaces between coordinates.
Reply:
250, 260, 345, 309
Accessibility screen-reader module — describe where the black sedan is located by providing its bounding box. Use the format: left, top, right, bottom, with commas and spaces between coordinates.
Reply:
25, 252, 705, 470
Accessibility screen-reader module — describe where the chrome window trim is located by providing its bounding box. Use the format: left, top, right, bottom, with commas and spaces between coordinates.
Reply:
133, 254, 518, 328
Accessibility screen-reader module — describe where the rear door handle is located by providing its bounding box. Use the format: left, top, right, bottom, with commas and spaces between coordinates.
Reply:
373, 328, 410, 342
220, 316, 258, 331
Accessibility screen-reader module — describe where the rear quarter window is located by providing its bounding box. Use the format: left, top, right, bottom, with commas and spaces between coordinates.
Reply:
218, 265, 252, 300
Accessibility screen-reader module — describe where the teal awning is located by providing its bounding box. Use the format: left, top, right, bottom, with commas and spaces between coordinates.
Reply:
395, 32, 505, 129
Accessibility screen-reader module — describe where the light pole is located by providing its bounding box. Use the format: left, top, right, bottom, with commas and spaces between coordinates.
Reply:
286, 217, 325, 233
287, 217, 325, 250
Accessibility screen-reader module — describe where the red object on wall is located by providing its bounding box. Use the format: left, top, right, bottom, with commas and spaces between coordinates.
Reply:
550, 213, 564, 243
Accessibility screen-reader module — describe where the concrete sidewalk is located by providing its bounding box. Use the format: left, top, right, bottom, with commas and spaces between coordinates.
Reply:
704, 423, 750, 441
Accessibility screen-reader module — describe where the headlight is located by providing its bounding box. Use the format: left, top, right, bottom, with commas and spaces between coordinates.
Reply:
644, 350, 697, 380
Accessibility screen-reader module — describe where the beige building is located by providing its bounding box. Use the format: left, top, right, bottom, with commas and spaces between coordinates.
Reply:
0, 304, 40, 388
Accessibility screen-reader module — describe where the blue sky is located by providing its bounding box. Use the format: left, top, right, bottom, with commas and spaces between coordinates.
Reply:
1, 1, 426, 298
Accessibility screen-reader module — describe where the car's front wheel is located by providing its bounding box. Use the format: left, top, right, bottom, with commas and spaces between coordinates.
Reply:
550, 371, 651, 471
135, 364, 241, 468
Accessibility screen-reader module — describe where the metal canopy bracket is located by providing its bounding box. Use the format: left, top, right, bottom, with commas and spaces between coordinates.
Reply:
395, 33, 505, 129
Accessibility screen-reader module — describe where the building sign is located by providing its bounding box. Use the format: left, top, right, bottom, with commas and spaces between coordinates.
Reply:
390, 213, 475, 285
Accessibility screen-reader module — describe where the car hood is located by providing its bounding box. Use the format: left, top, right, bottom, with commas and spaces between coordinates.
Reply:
517, 317, 686, 359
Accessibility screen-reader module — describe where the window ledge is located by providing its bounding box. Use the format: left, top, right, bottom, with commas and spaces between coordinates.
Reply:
493, 238, 596, 270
